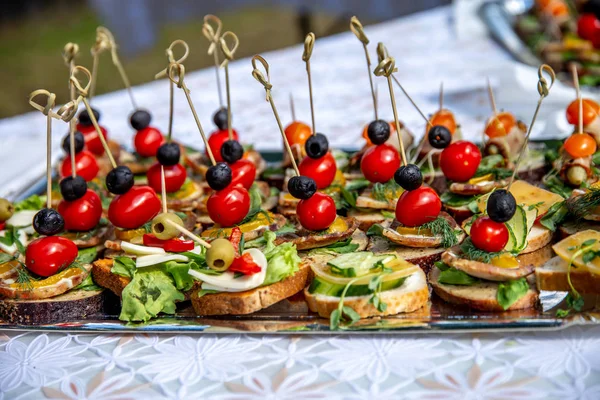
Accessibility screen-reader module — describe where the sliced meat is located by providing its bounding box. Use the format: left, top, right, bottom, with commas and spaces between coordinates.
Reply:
559, 156, 593, 186
483, 123, 526, 165
449, 179, 509, 196
441, 250, 534, 281
355, 191, 396, 210
275, 217, 359, 250
61, 225, 113, 249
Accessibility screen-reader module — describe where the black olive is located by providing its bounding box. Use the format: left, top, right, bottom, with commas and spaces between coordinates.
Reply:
61, 131, 85, 154
156, 143, 181, 166
487, 189, 517, 223
288, 176, 317, 200
305, 133, 329, 159
206, 162, 232, 191
428, 125, 452, 149
59, 176, 87, 201
367, 120, 391, 145
130, 109, 152, 131
584, 0, 600, 19
221, 140, 244, 164
78, 107, 100, 126
106, 166, 134, 195
213, 107, 229, 130
33, 208, 64, 236
394, 164, 423, 191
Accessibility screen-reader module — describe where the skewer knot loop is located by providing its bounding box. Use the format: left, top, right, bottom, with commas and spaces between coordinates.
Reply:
251, 55, 272, 101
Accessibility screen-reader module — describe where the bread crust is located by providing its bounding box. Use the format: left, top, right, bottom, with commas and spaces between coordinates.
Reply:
535, 256, 600, 293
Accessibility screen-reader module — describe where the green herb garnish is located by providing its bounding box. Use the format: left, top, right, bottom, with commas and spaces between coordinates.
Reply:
419, 217, 460, 248
460, 238, 506, 263
372, 180, 402, 202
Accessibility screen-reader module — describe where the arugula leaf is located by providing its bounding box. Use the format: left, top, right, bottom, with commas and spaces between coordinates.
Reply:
557, 292, 586, 317
438, 267, 479, 285
0, 228, 15, 247
309, 239, 359, 255
341, 306, 361, 324
239, 184, 264, 224
543, 174, 573, 199
540, 201, 568, 232
434, 261, 450, 271
497, 278, 529, 310
592, 151, 600, 165
75, 274, 102, 291
111, 257, 137, 279
197, 289, 220, 298
344, 179, 370, 191
366, 224, 384, 237
380, 210, 395, 219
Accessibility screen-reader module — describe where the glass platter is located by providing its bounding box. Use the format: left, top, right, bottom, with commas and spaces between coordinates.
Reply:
1, 147, 599, 334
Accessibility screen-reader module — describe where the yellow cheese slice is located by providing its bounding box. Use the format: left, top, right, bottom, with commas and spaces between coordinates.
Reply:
201, 212, 274, 238
553, 230, 600, 275
477, 180, 563, 216
490, 254, 520, 269
326, 216, 348, 233
468, 173, 494, 185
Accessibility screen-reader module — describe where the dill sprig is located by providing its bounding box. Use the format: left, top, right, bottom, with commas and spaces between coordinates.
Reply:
420, 217, 460, 248
567, 189, 600, 221
460, 238, 506, 263
372, 180, 402, 202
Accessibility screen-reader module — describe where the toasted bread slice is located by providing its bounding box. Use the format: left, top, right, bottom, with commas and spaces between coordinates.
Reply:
367, 235, 444, 272
522, 225, 554, 254
347, 209, 387, 231
275, 217, 359, 250
0, 264, 92, 300
190, 264, 311, 315
442, 203, 474, 223
429, 267, 538, 311
558, 220, 599, 239
536, 256, 600, 294
379, 212, 465, 248
305, 268, 429, 318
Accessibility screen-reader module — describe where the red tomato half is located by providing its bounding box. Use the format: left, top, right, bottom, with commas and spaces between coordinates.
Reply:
57, 189, 103, 231
439, 141, 481, 182
108, 186, 161, 229
60, 151, 100, 182
360, 144, 401, 183
147, 163, 187, 193
134, 127, 165, 158
207, 185, 250, 227
207, 129, 240, 163
25, 236, 78, 277
470, 216, 509, 252
79, 124, 108, 156
298, 152, 337, 189
296, 192, 337, 231
230, 159, 257, 190
395, 186, 441, 227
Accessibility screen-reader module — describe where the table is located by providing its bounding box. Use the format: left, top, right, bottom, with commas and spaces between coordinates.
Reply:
1, 5, 598, 399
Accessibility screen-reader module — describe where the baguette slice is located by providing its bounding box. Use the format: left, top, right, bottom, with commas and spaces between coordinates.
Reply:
429, 268, 538, 311
522, 225, 554, 254
536, 256, 600, 294
305, 268, 429, 318
367, 235, 444, 272
190, 264, 311, 315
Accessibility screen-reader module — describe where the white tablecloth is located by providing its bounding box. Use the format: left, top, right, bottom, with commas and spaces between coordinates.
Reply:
1, 6, 598, 399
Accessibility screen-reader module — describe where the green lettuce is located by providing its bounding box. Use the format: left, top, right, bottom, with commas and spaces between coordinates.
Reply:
14, 195, 44, 212
497, 278, 529, 310
262, 231, 301, 286
164, 261, 196, 291
111, 257, 136, 279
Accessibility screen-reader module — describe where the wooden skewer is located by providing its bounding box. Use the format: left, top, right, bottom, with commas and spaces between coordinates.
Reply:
289, 92, 296, 122
303, 33, 317, 135
63, 42, 79, 178
391, 75, 433, 128
571, 64, 584, 135
203, 15, 224, 108
219, 31, 239, 141
161, 165, 168, 214
165, 220, 212, 248
438, 82, 444, 112
350, 16, 377, 121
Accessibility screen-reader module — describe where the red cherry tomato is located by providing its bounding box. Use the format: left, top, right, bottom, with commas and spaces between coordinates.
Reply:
563, 133, 598, 158
25, 236, 78, 277
60, 151, 100, 182
78, 124, 108, 156
395, 186, 441, 227
108, 186, 161, 229
207, 129, 240, 163
440, 141, 482, 182
207, 185, 250, 227
296, 192, 337, 231
298, 152, 337, 189
470, 216, 509, 252
578, 13, 600, 42
134, 127, 165, 158
230, 159, 257, 190
360, 144, 401, 183
566, 98, 600, 126
147, 163, 187, 193
284, 122, 312, 147
57, 189, 103, 231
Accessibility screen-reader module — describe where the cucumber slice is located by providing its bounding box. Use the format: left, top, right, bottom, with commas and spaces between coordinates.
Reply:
308, 275, 408, 297
327, 252, 396, 277
504, 205, 528, 252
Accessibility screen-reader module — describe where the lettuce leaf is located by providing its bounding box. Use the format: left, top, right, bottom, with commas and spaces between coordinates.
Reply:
14, 195, 44, 212
111, 257, 136, 279
119, 268, 185, 322
262, 231, 301, 286
164, 261, 196, 291
497, 278, 529, 310
75, 274, 102, 291
437, 267, 479, 286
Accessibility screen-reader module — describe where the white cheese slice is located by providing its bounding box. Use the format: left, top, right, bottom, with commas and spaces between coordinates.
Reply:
121, 241, 165, 256
6, 210, 37, 228
136, 254, 188, 268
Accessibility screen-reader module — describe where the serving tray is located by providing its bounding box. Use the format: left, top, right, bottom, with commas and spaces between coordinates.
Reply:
1, 148, 599, 334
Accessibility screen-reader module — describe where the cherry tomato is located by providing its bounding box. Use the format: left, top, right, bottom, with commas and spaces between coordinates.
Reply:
547, 1, 568, 17
78, 124, 108, 156
484, 112, 516, 138
207, 185, 250, 227
395, 186, 441, 227
60, 150, 100, 182
563, 133, 598, 158
230, 159, 257, 190
134, 127, 165, 158
108, 186, 161, 229
361, 121, 396, 146
440, 141, 482, 182
57, 189, 103, 231
470, 216, 509, 252
25, 236, 78, 277
578, 13, 600, 41
430, 109, 457, 135
207, 129, 240, 163
296, 192, 337, 231
360, 144, 401, 183
298, 152, 337, 189
147, 163, 187, 193
284, 121, 312, 147
566, 98, 600, 126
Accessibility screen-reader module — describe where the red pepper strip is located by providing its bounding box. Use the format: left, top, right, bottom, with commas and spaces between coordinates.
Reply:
228, 253, 261, 275
0, 222, 5, 231
229, 227, 243, 254
143, 234, 195, 252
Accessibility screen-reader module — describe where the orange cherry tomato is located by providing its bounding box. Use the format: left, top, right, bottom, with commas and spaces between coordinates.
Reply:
547, 1, 568, 17
563, 133, 598, 158
362, 121, 396, 146
536, 0, 551, 9
284, 121, 312, 147
429, 109, 457, 135
485, 112, 516, 138
566, 98, 600, 126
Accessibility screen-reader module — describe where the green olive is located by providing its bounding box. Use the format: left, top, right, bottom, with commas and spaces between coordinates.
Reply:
567, 166, 587, 186
0, 198, 14, 222
206, 238, 235, 271
151, 212, 184, 240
